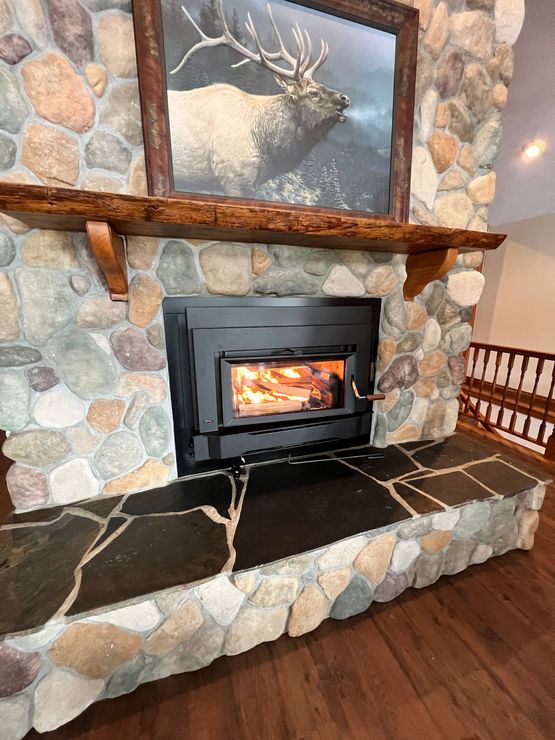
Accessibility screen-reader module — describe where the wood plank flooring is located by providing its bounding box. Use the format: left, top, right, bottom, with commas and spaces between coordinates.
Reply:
26, 440, 554, 740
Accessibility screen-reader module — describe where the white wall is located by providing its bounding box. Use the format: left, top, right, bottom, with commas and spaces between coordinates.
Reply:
474, 213, 555, 353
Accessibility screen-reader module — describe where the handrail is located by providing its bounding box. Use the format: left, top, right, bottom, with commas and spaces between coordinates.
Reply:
460, 341, 555, 460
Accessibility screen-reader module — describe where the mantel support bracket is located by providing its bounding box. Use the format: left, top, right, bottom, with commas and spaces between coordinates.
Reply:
85, 221, 128, 301
403, 248, 459, 301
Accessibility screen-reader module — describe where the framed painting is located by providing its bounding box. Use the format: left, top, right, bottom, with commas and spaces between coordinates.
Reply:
133, 0, 417, 222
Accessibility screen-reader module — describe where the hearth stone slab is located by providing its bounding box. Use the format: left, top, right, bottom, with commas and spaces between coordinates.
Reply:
398, 470, 494, 508
334, 444, 418, 480
464, 460, 538, 497
392, 483, 446, 514
120, 473, 233, 519
411, 434, 502, 468
233, 459, 410, 572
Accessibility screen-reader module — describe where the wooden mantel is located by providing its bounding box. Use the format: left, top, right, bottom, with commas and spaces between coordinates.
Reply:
0, 183, 506, 301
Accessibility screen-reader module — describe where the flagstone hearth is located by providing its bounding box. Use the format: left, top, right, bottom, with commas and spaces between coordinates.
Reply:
0, 429, 549, 734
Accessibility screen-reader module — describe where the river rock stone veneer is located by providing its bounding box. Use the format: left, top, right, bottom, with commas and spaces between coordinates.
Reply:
0, 432, 548, 737
0, 0, 525, 509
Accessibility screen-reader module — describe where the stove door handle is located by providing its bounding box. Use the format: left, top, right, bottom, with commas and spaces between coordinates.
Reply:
351, 378, 385, 402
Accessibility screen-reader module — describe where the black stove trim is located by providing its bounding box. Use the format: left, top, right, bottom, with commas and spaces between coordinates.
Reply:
163, 297, 381, 475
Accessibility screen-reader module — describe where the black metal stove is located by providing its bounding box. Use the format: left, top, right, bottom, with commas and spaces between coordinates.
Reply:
163, 297, 381, 475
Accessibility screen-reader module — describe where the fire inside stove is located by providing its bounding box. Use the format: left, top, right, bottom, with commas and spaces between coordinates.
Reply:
231, 359, 345, 418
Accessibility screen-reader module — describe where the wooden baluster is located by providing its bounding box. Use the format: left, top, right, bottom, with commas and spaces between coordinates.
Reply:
497, 352, 515, 427
537, 361, 555, 446
475, 349, 490, 419
522, 357, 544, 438
465, 346, 479, 414
485, 350, 502, 423
509, 354, 529, 433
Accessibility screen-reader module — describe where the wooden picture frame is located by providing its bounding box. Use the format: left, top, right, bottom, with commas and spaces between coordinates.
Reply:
133, 0, 418, 224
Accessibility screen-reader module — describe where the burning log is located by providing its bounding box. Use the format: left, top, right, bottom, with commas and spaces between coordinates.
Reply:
237, 400, 303, 416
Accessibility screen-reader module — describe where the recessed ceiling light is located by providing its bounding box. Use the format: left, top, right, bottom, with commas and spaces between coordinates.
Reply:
522, 140, 543, 159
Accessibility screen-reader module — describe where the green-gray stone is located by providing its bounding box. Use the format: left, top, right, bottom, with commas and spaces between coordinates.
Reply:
373, 571, 410, 602
397, 333, 422, 353
99, 83, 143, 147
0, 133, 16, 169
443, 539, 478, 575
254, 271, 320, 296
48, 330, 117, 399
413, 552, 445, 588
0, 231, 16, 267
268, 245, 309, 268
84, 132, 132, 174
82, 0, 131, 9
0, 346, 42, 367
453, 501, 490, 539
398, 516, 433, 540
105, 654, 149, 699
448, 100, 474, 143
0, 371, 30, 431
425, 283, 445, 316
139, 406, 171, 458
437, 300, 459, 325
94, 431, 143, 479
330, 573, 373, 620
475, 113, 503, 167
157, 241, 201, 295
16, 269, 77, 345
441, 323, 472, 353
369, 253, 393, 264
2, 430, 70, 466
387, 391, 414, 432
303, 250, 337, 276
0, 68, 28, 133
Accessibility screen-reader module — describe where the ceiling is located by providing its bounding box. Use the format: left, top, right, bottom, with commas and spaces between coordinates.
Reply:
488, 0, 555, 227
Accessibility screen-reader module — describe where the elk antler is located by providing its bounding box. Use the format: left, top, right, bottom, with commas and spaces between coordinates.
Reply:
171, 0, 328, 81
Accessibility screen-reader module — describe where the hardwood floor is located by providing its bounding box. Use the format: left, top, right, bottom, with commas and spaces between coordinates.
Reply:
27, 438, 554, 740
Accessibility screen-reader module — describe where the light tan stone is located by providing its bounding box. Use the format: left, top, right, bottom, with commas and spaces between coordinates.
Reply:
12, 0, 46, 48
378, 389, 401, 414
34, 670, 103, 734
387, 424, 421, 443
82, 174, 122, 193
447, 270, 485, 306
317, 568, 351, 600
200, 243, 250, 296
438, 169, 467, 191
421, 530, 452, 553
252, 246, 272, 275
22, 125, 79, 187
407, 302, 427, 330
128, 274, 162, 328
85, 63, 108, 97
67, 426, 99, 455
377, 337, 397, 372
467, 172, 496, 204
288, 586, 328, 637
492, 83, 508, 110
435, 102, 450, 128
250, 576, 298, 607
427, 132, 459, 173
0, 0, 11, 35
22, 53, 94, 133
424, 2, 449, 58
468, 210, 489, 233
434, 193, 474, 229
87, 399, 125, 433
77, 296, 125, 328
322, 265, 364, 297
127, 236, 160, 271
354, 533, 396, 584
458, 144, 477, 176
103, 458, 169, 494
99, 15, 137, 78
463, 251, 484, 268
49, 623, 141, 679
144, 600, 204, 656
364, 265, 398, 296
450, 11, 493, 62
414, 378, 436, 397
224, 606, 288, 655
411, 146, 437, 210
128, 155, 148, 196
233, 573, 257, 594
317, 535, 367, 570
413, 0, 433, 30
517, 510, 539, 550
419, 351, 447, 377
0, 273, 19, 341
495, 0, 525, 45
22, 231, 78, 269
118, 372, 168, 402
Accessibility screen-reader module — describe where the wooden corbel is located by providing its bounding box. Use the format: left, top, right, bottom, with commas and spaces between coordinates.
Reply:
403, 248, 458, 301
85, 221, 128, 301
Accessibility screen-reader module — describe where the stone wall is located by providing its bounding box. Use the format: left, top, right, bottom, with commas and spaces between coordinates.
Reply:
0, 482, 544, 737
0, 0, 525, 510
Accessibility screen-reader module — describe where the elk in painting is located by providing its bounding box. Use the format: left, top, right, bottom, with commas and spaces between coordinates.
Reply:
167, 0, 349, 197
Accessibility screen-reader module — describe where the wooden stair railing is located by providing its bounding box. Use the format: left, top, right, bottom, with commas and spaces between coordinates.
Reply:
460, 341, 555, 460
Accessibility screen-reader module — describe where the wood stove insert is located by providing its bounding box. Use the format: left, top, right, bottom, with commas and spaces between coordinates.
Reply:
163, 297, 381, 474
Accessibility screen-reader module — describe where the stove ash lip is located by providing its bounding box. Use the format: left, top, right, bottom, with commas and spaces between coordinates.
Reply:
162, 296, 382, 476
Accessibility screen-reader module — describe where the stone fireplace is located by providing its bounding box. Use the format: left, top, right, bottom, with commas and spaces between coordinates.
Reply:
0, 0, 541, 736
